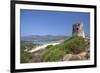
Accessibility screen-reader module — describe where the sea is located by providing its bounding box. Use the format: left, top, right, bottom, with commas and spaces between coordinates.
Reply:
33, 40, 61, 45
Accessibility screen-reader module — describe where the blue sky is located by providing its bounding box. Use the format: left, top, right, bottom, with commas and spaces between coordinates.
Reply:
20, 9, 90, 36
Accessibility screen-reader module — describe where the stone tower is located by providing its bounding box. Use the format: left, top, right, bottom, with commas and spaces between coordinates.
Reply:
72, 23, 85, 38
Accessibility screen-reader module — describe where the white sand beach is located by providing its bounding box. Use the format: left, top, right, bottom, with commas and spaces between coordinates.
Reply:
29, 42, 61, 53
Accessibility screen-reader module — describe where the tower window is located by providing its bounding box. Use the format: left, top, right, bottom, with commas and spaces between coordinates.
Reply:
77, 28, 79, 30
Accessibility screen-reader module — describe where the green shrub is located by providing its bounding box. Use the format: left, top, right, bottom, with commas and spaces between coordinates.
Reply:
20, 51, 32, 63
20, 42, 33, 63
42, 36, 85, 62
42, 45, 66, 62
46, 45, 53, 49
63, 36, 85, 54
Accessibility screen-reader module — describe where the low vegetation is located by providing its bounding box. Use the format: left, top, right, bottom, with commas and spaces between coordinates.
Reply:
20, 36, 89, 63
41, 36, 86, 62
20, 41, 36, 63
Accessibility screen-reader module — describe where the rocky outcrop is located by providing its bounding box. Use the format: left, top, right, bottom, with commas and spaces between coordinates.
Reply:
63, 54, 81, 61
63, 51, 89, 61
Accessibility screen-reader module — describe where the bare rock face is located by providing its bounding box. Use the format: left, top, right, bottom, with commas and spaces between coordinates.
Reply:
72, 23, 85, 38
63, 51, 89, 61
63, 54, 82, 61
63, 54, 72, 61
78, 52, 88, 60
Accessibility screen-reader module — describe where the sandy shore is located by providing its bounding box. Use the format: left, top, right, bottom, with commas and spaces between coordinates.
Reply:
29, 42, 61, 53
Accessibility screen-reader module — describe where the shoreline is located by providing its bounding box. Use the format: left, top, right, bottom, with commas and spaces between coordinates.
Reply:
29, 41, 61, 53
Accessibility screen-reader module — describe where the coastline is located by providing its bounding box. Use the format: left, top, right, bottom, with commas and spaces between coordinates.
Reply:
29, 41, 61, 53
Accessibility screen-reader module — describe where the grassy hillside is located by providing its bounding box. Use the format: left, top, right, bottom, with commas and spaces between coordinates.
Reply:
41, 36, 86, 62
20, 41, 36, 63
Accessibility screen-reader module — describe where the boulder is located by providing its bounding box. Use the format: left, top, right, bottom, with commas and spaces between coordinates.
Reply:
63, 51, 89, 61
63, 54, 82, 61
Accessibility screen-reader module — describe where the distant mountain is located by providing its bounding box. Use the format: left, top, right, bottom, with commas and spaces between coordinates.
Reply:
21, 35, 69, 43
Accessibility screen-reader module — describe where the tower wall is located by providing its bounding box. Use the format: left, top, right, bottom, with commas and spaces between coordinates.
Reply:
72, 23, 85, 38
